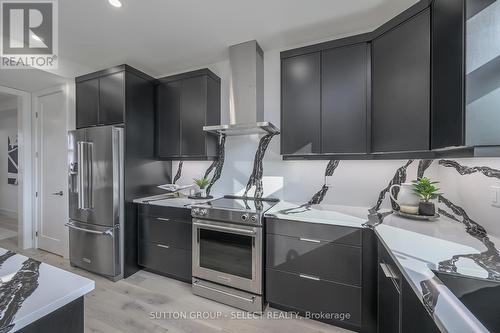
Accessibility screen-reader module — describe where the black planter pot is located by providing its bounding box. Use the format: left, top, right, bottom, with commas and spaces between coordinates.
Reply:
419, 201, 436, 216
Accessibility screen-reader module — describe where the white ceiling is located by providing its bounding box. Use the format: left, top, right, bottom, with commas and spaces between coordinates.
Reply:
59, 0, 418, 78
0, 68, 68, 92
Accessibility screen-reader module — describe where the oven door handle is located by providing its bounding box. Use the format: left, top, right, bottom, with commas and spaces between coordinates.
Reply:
193, 222, 257, 235
193, 280, 256, 303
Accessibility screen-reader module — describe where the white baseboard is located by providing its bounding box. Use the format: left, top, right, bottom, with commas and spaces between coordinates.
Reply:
0, 208, 18, 219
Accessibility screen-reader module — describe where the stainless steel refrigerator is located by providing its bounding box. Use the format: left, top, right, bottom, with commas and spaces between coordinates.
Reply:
67, 125, 124, 280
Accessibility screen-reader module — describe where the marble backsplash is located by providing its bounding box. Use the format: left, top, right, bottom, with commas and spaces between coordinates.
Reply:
171, 134, 500, 238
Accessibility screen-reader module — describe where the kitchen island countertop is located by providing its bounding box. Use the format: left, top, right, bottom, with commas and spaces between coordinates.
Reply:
0, 248, 94, 332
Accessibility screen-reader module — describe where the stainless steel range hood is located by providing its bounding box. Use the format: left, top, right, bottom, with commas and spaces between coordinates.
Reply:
203, 40, 280, 136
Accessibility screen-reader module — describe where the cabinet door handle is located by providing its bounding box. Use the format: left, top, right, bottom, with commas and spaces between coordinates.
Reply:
380, 263, 397, 279
299, 274, 320, 281
157, 244, 170, 249
299, 237, 321, 243
157, 218, 170, 222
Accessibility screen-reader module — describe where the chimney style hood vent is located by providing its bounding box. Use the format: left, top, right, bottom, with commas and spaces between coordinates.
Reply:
203, 40, 280, 136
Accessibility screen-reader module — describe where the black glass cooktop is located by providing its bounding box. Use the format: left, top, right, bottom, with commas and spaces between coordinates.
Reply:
205, 195, 279, 213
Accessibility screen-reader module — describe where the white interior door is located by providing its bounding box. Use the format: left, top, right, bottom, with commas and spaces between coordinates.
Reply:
35, 86, 68, 256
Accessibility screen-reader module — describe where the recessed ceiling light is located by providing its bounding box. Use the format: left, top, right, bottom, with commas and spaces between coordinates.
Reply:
108, 0, 122, 8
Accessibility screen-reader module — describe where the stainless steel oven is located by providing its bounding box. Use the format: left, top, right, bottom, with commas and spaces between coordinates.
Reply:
192, 218, 262, 294
191, 196, 278, 312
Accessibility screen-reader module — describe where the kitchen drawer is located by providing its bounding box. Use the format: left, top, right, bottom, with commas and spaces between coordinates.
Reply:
267, 234, 361, 286
266, 218, 361, 246
138, 240, 191, 282
138, 215, 191, 250
266, 268, 361, 327
138, 204, 191, 222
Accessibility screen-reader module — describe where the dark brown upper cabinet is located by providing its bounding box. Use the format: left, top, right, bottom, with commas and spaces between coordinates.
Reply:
98, 71, 125, 126
281, 42, 370, 158
76, 65, 147, 129
156, 69, 221, 160
281, 52, 321, 155
372, 8, 431, 153
281, 0, 471, 160
431, 0, 465, 149
75, 78, 99, 128
322, 43, 369, 154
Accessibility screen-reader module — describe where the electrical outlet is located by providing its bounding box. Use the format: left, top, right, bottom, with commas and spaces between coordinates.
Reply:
325, 175, 334, 187
490, 186, 500, 207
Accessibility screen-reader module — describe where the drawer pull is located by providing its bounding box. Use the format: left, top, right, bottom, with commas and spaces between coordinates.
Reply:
156, 244, 170, 249
157, 218, 170, 222
299, 274, 320, 281
299, 237, 321, 243
380, 263, 397, 279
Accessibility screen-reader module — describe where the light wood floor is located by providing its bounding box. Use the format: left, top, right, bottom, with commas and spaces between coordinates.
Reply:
0, 236, 352, 333
0, 215, 17, 231
0, 215, 17, 244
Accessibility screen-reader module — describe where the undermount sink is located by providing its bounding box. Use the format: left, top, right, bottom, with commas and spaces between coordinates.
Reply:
433, 271, 500, 332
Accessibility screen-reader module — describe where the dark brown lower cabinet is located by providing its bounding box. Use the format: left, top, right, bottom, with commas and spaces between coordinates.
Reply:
401, 278, 440, 333
138, 204, 192, 282
267, 269, 361, 328
377, 240, 440, 333
138, 241, 191, 282
377, 243, 402, 333
17, 297, 84, 333
267, 234, 362, 286
266, 219, 376, 332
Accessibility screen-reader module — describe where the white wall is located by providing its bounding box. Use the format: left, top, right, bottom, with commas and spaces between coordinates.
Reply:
0, 109, 18, 216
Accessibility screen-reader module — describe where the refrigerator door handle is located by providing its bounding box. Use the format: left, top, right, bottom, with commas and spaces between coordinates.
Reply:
77, 142, 84, 209
87, 142, 94, 209
65, 222, 114, 236
78, 142, 94, 210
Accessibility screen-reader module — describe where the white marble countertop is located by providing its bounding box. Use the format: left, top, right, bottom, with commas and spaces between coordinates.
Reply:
264, 201, 370, 228
374, 213, 497, 333
0, 248, 95, 332
265, 201, 498, 332
133, 194, 217, 209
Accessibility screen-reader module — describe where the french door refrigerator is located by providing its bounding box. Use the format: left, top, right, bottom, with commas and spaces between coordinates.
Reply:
68, 125, 124, 280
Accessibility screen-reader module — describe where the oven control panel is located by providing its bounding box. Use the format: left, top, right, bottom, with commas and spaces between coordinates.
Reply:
191, 207, 261, 225
242, 214, 258, 223
192, 208, 208, 217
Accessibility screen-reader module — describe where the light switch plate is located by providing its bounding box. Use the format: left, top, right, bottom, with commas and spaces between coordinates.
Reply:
490, 186, 500, 207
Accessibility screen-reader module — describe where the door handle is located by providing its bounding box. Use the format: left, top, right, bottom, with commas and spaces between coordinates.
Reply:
52, 191, 63, 196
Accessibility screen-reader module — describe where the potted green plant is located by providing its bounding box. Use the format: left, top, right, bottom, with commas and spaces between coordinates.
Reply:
193, 177, 210, 198
411, 177, 441, 216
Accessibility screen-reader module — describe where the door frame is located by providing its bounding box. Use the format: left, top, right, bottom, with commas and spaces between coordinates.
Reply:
0, 85, 33, 250
33, 84, 74, 258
